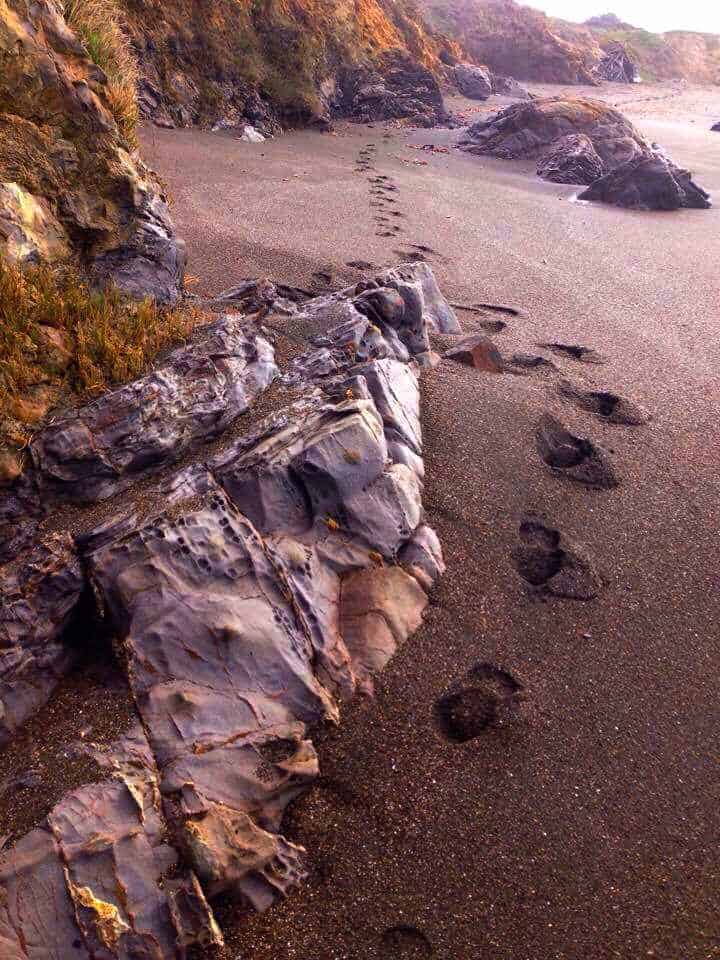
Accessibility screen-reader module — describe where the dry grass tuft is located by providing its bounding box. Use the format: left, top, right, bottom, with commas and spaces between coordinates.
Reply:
0, 258, 201, 468
63, 0, 140, 144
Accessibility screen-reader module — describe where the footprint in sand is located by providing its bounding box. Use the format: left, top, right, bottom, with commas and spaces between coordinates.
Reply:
380, 925, 433, 958
539, 343, 606, 364
536, 414, 619, 489
434, 663, 526, 743
513, 514, 601, 600
558, 381, 650, 425
480, 319, 507, 334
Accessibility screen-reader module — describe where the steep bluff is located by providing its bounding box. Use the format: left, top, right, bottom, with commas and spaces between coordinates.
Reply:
418, 0, 720, 85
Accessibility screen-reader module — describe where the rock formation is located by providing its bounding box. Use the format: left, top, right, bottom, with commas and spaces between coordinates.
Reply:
0, 0, 185, 302
536, 134, 605, 185
593, 42, 638, 83
460, 98, 649, 171
491, 73, 532, 99
459, 97, 712, 207
454, 62, 493, 100
0, 263, 454, 956
578, 155, 712, 210
335, 51, 449, 126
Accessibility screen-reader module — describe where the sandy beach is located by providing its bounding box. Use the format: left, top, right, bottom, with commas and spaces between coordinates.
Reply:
123, 85, 720, 957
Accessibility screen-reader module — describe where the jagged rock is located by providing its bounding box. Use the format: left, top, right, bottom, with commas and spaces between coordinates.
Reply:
578, 155, 712, 210
536, 133, 604, 185
593, 43, 638, 83
454, 62, 493, 100
0, 727, 223, 957
491, 73, 532, 99
460, 98, 648, 174
336, 51, 447, 127
28, 317, 277, 504
1, 262, 452, 947
0, 0, 185, 301
445, 335, 504, 372
0, 535, 84, 745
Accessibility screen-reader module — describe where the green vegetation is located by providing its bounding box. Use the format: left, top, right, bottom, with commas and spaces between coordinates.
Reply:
0, 258, 200, 477
63, 0, 140, 143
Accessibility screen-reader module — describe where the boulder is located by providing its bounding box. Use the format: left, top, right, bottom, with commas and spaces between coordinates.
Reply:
578, 154, 712, 210
460, 97, 648, 173
491, 73, 532, 99
536, 133, 604, 185
454, 62, 493, 100
445, 335, 504, 373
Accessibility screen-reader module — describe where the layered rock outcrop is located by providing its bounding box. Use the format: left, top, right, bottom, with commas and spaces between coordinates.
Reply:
0, 0, 185, 301
593, 42, 638, 83
0, 263, 453, 956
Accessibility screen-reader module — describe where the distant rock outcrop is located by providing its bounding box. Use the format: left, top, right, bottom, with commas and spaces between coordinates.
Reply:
593, 43, 638, 83
0, 0, 185, 302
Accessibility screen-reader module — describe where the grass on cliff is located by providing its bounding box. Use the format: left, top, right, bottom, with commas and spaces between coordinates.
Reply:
0, 258, 199, 480
63, 0, 139, 143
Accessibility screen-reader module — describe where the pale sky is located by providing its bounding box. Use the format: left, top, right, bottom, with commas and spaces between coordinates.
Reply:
529, 1, 720, 34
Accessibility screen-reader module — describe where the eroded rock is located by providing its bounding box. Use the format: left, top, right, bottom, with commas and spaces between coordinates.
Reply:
536, 133, 604, 185
0, 535, 84, 745
578, 154, 712, 210
454, 62, 493, 100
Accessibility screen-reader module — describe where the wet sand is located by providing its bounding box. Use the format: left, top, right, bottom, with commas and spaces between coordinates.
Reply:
140, 86, 720, 959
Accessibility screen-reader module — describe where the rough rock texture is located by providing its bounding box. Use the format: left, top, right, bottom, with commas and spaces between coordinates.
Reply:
578, 155, 712, 210
445, 335, 504, 373
0, 535, 84, 745
454, 62, 493, 100
0, 726, 223, 957
335, 51, 448, 126
593, 43, 638, 83
460, 98, 649, 174
0, 0, 185, 301
0, 262, 450, 955
536, 133, 605, 185
491, 73, 532, 99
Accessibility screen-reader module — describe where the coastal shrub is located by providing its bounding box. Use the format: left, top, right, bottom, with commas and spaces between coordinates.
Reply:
0, 258, 199, 476
63, 0, 140, 144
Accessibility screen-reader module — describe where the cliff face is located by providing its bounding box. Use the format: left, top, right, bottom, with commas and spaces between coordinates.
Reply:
117, 0, 461, 128
418, 0, 720, 85
418, 0, 599, 84
0, 0, 184, 301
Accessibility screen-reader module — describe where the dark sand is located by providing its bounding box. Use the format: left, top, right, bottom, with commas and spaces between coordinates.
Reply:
117, 86, 720, 957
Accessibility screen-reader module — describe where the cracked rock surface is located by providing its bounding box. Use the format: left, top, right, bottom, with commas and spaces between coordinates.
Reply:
0, 262, 449, 956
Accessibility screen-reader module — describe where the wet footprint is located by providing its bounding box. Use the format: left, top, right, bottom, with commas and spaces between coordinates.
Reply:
480, 319, 507, 334
559, 381, 649, 425
513, 514, 600, 600
312, 270, 333, 286
434, 663, 525, 743
536, 414, 618, 488
380, 926, 432, 958
346, 260, 376, 270
506, 353, 555, 375
539, 343, 606, 364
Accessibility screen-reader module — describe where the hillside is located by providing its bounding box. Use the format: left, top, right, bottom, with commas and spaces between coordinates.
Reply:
117, 0, 461, 128
418, 0, 720, 84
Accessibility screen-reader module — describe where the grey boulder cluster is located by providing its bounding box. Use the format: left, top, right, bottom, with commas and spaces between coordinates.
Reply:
0, 263, 454, 956
459, 97, 711, 210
